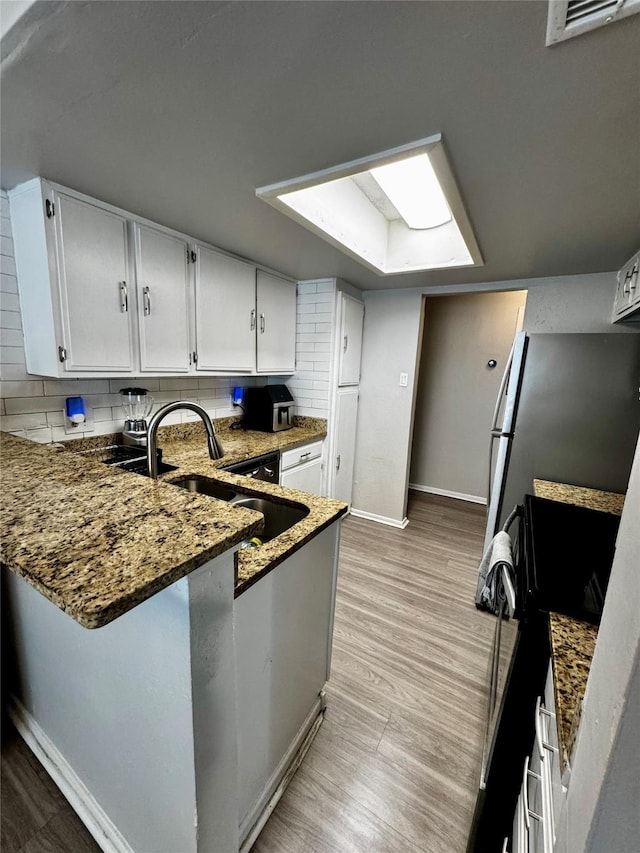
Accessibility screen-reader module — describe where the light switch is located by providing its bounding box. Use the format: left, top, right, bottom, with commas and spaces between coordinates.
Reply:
399, 372, 408, 387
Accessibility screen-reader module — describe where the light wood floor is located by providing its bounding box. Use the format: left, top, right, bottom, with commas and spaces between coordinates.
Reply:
1, 492, 493, 853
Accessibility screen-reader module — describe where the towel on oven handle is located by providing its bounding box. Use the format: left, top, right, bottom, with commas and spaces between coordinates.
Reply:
475, 505, 519, 615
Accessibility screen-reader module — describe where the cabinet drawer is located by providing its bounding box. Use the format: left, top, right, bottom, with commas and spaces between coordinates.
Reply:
281, 441, 323, 471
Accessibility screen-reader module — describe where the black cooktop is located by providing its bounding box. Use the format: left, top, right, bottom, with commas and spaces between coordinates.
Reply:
523, 494, 621, 624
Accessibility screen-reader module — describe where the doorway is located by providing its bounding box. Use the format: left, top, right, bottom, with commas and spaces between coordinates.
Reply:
409, 290, 527, 505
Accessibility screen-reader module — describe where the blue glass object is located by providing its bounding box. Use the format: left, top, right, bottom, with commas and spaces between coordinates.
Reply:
232, 386, 244, 406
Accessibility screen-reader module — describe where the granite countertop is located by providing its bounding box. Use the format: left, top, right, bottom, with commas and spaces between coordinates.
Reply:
533, 478, 623, 772
533, 479, 625, 515
1, 418, 347, 628
548, 612, 598, 771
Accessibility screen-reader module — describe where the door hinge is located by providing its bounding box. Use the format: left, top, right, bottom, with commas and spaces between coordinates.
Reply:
46, 199, 55, 218
58, 346, 67, 362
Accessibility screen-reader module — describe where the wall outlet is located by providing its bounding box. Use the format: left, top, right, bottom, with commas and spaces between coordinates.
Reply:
63, 405, 94, 434
399, 372, 408, 387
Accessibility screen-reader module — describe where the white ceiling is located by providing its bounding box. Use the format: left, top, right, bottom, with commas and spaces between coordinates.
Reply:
1, 0, 639, 291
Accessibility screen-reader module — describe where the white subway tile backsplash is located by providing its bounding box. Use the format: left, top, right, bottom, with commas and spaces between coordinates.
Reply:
0, 379, 44, 398
0, 292, 20, 313
5, 395, 69, 415
1, 412, 49, 430
1, 346, 26, 365
297, 282, 317, 295
24, 427, 53, 443
159, 377, 200, 391
0, 363, 31, 381
0, 257, 17, 277
1, 274, 18, 294
0, 236, 15, 258
1, 310, 22, 330
0, 328, 23, 348
315, 281, 335, 293
43, 379, 111, 397
296, 323, 315, 335
0, 217, 12, 239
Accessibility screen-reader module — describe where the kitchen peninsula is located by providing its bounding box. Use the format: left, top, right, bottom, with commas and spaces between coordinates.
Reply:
1, 419, 347, 853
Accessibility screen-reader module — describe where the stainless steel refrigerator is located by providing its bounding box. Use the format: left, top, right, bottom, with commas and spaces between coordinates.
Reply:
485, 332, 640, 550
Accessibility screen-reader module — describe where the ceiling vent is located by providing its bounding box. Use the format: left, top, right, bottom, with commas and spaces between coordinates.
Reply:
546, 0, 640, 45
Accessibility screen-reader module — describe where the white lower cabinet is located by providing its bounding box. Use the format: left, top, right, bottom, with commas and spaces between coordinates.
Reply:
234, 524, 340, 847
280, 441, 323, 494
331, 388, 359, 504
512, 665, 563, 853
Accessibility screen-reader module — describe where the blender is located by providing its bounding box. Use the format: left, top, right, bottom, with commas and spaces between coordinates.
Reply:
120, 388, 154, 446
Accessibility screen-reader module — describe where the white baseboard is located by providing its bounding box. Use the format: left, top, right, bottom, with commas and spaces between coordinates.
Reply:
408, 483, 487, 505
8, 698, 134, 853
349, 508, 409, 529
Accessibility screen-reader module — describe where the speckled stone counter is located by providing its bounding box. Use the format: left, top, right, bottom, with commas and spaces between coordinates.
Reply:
533, 479, 623, 772
548, 612, 598, 770
533, 479, 625, 515
1, 418, 347, 626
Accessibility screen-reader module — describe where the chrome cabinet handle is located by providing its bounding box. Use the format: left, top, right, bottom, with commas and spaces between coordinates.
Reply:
623, 270, 633, 296
250, 308, 256, 331
535, 696, 558, 756
300, 452, 311, 460
143, 286, 151, 316
343, 335, 348, 352
260, 313, 265, 333
264, 466, 275, 477
336, 454, 341, 472
119, 281, 128, 313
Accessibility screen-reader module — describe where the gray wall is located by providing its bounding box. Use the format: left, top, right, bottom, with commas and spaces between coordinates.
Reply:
351, 288, 424, 525
410, 291, 527, 502
352, 272, 637, 524
523, 271, 637, 334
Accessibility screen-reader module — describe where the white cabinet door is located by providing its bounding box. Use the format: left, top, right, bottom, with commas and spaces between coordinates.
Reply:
338, 293, 364, 386
194, 245, 256, 372
256, 270, 296, 374
280, 458, 323, 494
332, 387, 359, 504
134, 224, 191, 373
54, 191, 134, 372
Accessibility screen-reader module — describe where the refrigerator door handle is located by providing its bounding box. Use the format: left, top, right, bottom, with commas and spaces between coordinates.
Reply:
488, 432, 500, 506
490, 338, 516, 433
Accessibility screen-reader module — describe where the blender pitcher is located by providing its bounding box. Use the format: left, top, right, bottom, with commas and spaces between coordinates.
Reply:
120, 388, 154, 446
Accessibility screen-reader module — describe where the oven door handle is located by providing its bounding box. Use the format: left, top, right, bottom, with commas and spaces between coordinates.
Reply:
501, 565, 516, 619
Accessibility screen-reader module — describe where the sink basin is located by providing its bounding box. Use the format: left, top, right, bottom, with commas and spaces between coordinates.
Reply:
172, 477, 238, 502
229, 497, 308, 541
171, 477, 309, 541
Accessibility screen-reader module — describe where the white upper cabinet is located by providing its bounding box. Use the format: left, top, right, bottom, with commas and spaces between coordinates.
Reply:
194, 245, 256, 373
338, 293, 364, 386
256, 270, 296, 374
9, 177, 297, 378
54, 191, 135, 373
9, 179, 136, 377
134, 223, 191, 373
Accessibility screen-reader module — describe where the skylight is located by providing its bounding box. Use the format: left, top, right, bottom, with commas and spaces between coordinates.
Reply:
256, 134, 483, 276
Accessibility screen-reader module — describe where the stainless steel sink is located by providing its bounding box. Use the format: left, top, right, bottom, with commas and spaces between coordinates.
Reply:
172, 477, 238, 502
171, 477, 309, 541
229, 497, 308, 541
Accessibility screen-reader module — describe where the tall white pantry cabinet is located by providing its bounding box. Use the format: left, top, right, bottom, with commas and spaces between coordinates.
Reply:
295, 280, 364, 505
8, 178, 297, 379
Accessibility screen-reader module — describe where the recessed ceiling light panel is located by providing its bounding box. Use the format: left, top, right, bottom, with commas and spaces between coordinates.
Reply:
256, 134, 483, 276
